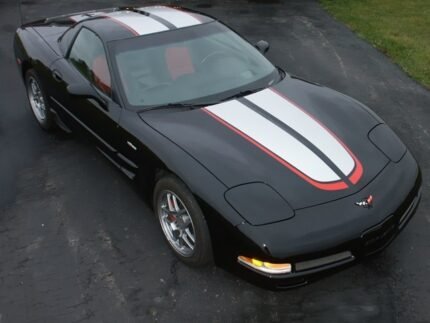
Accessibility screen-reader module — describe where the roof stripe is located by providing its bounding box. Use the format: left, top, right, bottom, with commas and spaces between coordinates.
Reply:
141, 6, 201, 28
144, 12, 177, 29
103, 11, 168, 36
69, 13, 99, 22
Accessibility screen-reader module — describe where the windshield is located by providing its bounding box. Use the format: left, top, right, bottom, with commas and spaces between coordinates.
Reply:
109, 22, 279, 108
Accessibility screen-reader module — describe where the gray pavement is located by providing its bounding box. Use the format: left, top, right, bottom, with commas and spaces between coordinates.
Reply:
0, 0, 429, 322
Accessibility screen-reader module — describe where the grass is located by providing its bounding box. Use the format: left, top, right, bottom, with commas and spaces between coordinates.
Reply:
320, 0, 430, 88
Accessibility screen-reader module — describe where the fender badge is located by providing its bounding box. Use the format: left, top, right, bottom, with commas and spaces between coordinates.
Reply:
355, 195, 373, 208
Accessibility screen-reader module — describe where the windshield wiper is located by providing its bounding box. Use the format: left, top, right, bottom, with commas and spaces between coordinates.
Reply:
141, 102, 208, 112
219, 87, 267, 103
141, 86, 269, 113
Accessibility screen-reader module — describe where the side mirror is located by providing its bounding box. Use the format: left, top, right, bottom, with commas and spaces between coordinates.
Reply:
255, 40, 270, 54
67, 83, 106, 106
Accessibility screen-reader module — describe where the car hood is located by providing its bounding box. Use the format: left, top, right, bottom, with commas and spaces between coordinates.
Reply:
140, 77, 390, 210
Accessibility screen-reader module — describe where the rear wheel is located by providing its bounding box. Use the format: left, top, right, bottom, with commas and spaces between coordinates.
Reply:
25, 69, 55, 131
153, 174, 213, 266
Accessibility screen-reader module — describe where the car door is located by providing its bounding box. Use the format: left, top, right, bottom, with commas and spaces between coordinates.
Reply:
49, 27, 122, 161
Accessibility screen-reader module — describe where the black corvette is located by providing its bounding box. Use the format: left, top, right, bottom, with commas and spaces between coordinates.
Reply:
14, 6, 422, 289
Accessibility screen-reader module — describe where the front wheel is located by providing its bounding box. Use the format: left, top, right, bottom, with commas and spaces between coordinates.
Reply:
25, 69, 55, 131
153, 174, 213, 266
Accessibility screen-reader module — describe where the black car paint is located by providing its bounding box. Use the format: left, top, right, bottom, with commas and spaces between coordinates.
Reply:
143, 78, 391, 209
13, 7, 421, 289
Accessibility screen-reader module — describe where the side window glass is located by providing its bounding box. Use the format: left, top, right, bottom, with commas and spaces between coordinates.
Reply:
68, 28, 112, 96
59, 27, 77, 54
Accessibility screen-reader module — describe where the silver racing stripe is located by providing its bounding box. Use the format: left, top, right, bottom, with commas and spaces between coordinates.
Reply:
69, 13, 100, 22
69, 15, 86, 22
205, 100, 341, 183
246, 89, 356, 177
140, 6, 201, 28
103, 11, 169, 35
70, 7, 200, 35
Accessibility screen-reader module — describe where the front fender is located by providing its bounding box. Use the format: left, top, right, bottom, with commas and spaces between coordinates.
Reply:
122, 110, 246, 227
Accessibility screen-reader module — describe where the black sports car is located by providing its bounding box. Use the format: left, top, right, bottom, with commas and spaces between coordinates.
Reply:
14, 6, 422, 289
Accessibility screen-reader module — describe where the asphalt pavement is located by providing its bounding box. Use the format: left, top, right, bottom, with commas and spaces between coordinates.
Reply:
0, 0, 429, 322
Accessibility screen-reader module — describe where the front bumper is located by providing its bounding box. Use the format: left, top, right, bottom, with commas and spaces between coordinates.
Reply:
244, 188, 420, 289
226, 151, 422, 289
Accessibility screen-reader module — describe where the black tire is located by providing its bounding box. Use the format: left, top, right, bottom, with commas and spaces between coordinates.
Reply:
25, 69, 55, 131
153, 174, 213, 266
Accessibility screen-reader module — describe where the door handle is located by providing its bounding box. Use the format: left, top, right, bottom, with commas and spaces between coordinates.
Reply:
52, 70, 63, 82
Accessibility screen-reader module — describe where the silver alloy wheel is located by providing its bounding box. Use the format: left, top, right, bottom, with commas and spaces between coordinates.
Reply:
27, 76, 46, 122
158, 190, 196, 257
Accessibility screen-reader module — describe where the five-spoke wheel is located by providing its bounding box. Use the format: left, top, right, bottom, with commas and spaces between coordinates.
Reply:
25, 69, 54, 130
158, 191, 196, 257
154, 174, 212, 266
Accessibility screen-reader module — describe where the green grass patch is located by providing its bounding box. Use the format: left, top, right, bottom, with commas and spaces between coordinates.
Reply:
320, 0, 430, 88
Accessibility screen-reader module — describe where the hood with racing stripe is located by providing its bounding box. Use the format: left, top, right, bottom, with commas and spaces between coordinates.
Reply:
141, 77, 391, 210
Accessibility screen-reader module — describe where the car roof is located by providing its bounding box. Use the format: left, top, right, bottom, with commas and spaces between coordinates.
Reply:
70, 6, 215, 42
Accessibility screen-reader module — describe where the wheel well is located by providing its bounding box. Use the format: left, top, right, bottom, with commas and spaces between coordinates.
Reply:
21, 60, 32, 79
139, 158, 201, 213
144, 161, 220, 257
137, 158, 169, 207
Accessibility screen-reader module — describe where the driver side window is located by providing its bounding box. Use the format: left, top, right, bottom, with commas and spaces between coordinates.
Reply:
68, 28, 112, 97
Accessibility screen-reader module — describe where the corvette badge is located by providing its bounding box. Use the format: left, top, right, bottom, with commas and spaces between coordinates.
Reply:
355, 195, 373, 208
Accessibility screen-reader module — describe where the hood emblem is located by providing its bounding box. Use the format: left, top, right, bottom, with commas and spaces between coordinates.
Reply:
355, 195, 373, 208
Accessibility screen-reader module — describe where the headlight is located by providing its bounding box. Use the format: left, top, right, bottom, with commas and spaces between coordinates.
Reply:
238, 256, 292, 274
369, 124, 406, 162
225, 182, 294, 225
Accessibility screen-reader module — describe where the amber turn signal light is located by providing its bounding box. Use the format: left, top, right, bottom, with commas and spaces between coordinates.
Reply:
237, 256, 292, 275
